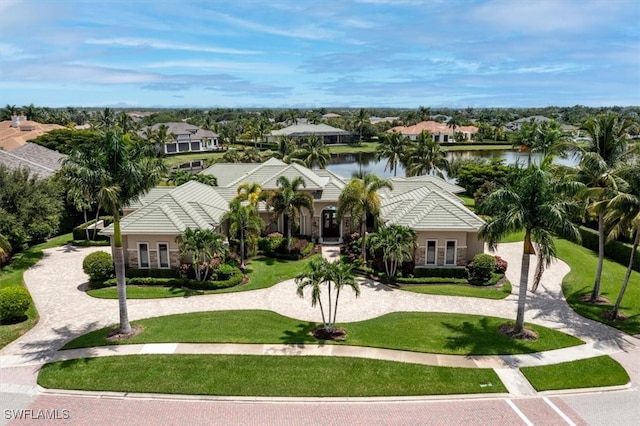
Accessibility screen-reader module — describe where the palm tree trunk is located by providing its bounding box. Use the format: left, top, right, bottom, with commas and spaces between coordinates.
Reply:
287, 218, 292, 252
240, 231, 246, 270
83, 208, 89, 240
333, 287, 341, 325
515, 234, 535, 334
92, 206, 101, 241
317, 296, 327, 328
591, 214, 605, 302
112, 214, 131, 334
611, 230, 639, 318
361, 219, 367, 263
326, 281, 333, 332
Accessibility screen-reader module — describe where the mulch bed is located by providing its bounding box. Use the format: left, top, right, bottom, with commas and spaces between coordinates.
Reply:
579, 294, 611, 304
312, 327, 347, 340
498, 323, 538, 340
106, 325, 144, 341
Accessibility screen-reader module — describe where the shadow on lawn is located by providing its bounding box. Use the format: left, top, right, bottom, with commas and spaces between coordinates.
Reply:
279, 322, 322, 347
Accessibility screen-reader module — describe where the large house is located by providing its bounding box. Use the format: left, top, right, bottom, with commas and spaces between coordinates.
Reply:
269, 123, 356, 145
101, 158, 484, 271
141, 122, 220, 155
389, 121, 478, 143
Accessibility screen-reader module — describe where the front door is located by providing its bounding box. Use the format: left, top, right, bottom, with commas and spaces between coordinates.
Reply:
322, 210, 340, 238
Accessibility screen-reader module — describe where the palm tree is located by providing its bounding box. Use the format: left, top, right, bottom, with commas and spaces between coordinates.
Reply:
512, 119, 540, 166
167, 170, 217, 187
235, 182, 267, 208
294, 134, 330, 169
93, 107, 116, 130
354, 108, 369, 144
223, 199, 264, 270
337, 174, 393, 263
368, 224, 416, 277
479, 165, 581, 335
402, 130, 450, 178
325, 260, 360, 332
376, 131, 409, 177
296, 257, 330, 330
603, 160, 640, 319
70, 130, 165, 333
175, 228, 227, 281
240, 147, 263, 163
222, 149, 241, 163
582, 113, 634, 168
267, 176, 314, 252
116, 111, 133, 134
22, 104, 40, 122
535, 119, 571, 161
275, 136, 297, 163
447, 114, 461, 137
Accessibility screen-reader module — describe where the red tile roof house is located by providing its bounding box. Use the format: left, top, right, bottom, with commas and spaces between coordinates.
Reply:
389, 121, 479, 143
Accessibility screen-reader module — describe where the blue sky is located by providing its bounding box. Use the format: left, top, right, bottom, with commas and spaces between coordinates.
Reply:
1, 0, 639, 108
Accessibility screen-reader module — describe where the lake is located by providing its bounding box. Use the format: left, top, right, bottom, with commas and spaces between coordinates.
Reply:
326, 149, 579, 179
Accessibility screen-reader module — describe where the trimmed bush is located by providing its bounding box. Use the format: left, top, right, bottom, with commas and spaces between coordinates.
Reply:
395, 277, 468, 284
126, 268, 180, 279
259, 235, 313, 260
82, 251, 115, 281
468, 253, 496, 284
0, 287, 31, 321
494, 256, 508, 274
215, 264, 239, 281
96, 274, 243, 291
413, 267, 469, 279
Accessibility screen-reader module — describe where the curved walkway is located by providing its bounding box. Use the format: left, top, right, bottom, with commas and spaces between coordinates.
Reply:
1, 243, 639, 424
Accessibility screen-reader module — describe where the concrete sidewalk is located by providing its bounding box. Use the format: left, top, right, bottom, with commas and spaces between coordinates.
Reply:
1, 242, 639, 400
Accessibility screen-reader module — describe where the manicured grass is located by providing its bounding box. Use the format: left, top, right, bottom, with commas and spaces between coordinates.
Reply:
498, 233, 640, 335
457, 194, 476, 210
86, 255, 319, 299
557, 239, 640, 335
63, 310, 582, 355
0, 233, 72, 348
163, 151, 227, 167
442, 143, 513, 151
39, 354, 506, 396
327, 142, 379, 154
400, 281, 511, 299
521, 356, 629, 391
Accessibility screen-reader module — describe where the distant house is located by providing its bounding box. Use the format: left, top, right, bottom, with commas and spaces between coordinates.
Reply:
504, 116, 551, 132
0, 143, 66, 179
0, 118, 64, 151
141, 122, 220, 155
102, 158, 485, 270
269, 123, 356, 145
389, 121, 478, 143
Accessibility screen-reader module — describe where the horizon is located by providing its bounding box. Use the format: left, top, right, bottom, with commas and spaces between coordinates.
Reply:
1, 0, 639, 108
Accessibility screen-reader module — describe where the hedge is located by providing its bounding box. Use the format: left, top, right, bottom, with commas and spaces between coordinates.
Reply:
93, 273, 243, 291
579, 227, 639, 272
72, 216, 113, 242
412, 267, 469, 279
395, 277, 468, 284
125, 268, 180, 279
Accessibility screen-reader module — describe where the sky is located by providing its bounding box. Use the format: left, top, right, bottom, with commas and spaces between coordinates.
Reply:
1, 0, 639, 109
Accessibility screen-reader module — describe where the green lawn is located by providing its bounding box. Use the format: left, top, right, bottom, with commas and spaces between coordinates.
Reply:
0, 233, 72, 348
87, 255, 319, 299
521, 356, 629, 391
63, 310, 582, 355
38, 354, 506, 396
499, 233, 640, 335
400, 281, 511, 299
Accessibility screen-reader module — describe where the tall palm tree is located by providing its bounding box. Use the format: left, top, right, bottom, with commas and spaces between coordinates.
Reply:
116, 111, 133, 134
235, 182, 267, 208
447, 114, 461, 138
240, 147, 263, 163
535, 119, 571, 161
402, 130, 450, 178
22, 104, 40, 122
175, 228, 227, 281
296, 257, 330, 330
294, 134, 330, 169
337, 174, 393, 263
479, 165, 581, 335
368, 224, 416, 277
512, 119, 540, 166
582, 113, 634, 168
325, 260, 360, 332
93, 107, 116, 130
275, 135, 297, 163
223, 199, 264, 270
354, 108, 369, 144
376, 131, 409, 177
603, 160, 640, 319
268, 176, 314, 252
68, 130, 165, 333
167, 170, 217, 187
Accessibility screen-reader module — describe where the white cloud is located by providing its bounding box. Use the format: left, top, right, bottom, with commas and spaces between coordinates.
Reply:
0, 43, 35, 60
209, 12, 338, 41
143, 60, 290, 74
84, 38, 260, 55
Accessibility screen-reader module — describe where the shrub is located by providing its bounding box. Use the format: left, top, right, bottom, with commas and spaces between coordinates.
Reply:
126, 268, 180, 279
82, 251, 115, 281
494, 256, 508, 274
260, 235, 313, 260
215, 264, 241, 281
0, 287, 31, 321
468, 253, 496, 284
97, 274, 244, 291
413, 267, 469, 279
395, 277, 468, 284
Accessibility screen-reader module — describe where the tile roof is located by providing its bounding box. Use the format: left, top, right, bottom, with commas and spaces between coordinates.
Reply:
271, 123, 354, 136
389, 121, 478, 136
0, 143, 66, 178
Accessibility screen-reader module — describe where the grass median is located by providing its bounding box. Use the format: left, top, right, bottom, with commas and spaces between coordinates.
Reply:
521, 356, 629, 391
400, 281, 511, 299
38, 354, 506, 396
63, 310, 582, 355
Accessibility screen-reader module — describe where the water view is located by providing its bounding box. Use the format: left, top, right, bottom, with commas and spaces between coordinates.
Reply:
327, 149, 580, 179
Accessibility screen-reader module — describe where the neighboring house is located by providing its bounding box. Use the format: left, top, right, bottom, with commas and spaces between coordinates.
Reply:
504, 116, 551, 132
141, 122, 220, 155
269, 123, 356, 145
369, 116, 400, 124
0, 118, 63, 151
0, 142, 66, 179
102, 158, 485, 271
389, 121, 478, 143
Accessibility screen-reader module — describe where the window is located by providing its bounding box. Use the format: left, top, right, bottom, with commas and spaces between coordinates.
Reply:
158, 243, 169, 268
445, 240, 456, 265
138, 243, 150, 268
425, 240, 437, 265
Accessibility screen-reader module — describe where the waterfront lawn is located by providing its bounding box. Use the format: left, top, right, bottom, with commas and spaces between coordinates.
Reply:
521, 356, 629, 391
38, 355, 506, 396
0, 233, 72, 348
63, 310, 582, 355
87, 255, 319, 299
400, 281, 511, 299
